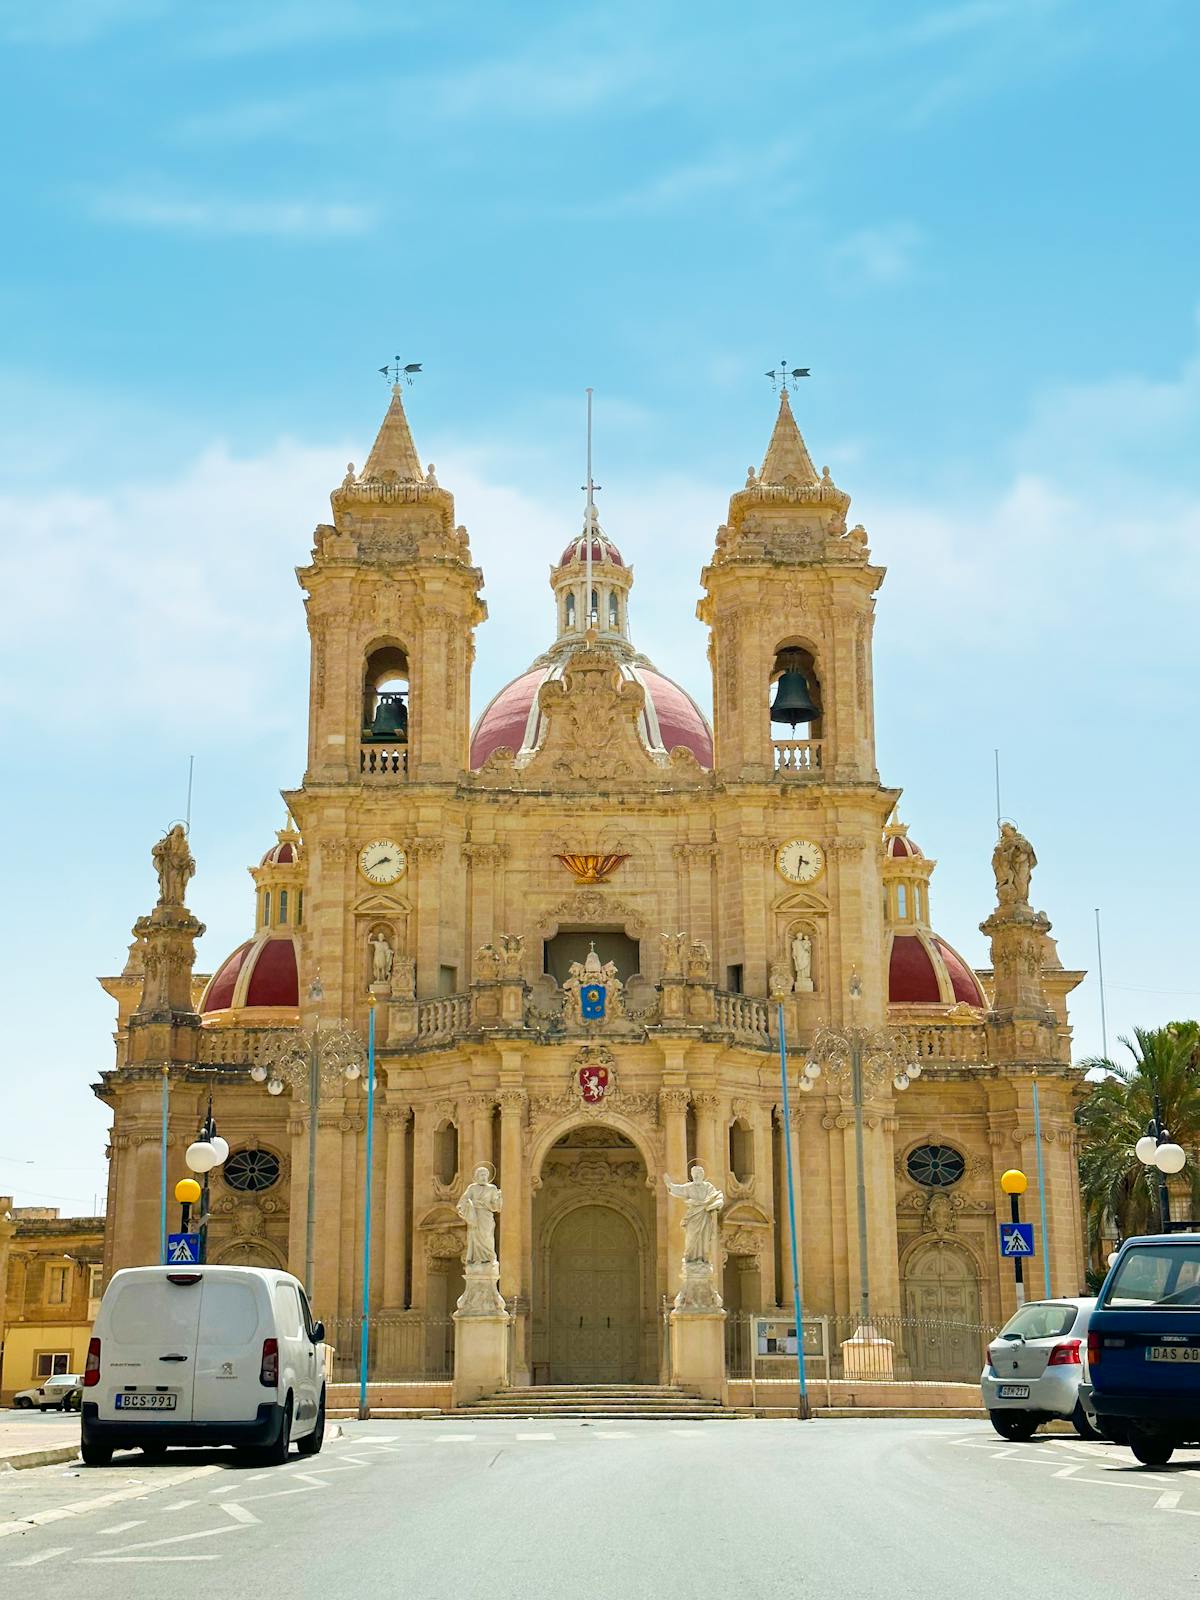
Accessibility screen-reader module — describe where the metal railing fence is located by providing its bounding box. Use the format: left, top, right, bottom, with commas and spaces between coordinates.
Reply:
323, 1315, 454, 1384
722, 1311, 996, 1388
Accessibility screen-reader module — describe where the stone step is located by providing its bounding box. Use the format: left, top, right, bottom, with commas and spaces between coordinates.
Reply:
461, 1409, 741, 1420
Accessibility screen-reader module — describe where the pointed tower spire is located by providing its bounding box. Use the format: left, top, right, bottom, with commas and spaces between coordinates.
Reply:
760, 387, 818, 486
362, 384, 423, 483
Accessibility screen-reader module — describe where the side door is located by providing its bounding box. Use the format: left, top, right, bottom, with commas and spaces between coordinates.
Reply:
192, 1272, 267, 1424
273, 1280, 316, 1431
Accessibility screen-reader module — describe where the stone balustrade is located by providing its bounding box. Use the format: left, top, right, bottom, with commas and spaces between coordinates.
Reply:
417, 995, 471, 1042
897, 1023, 989, 1063
198, 1027, 277, 1067
773, 739, 822, 774
713, 991, 771, 1045
360, 743, 408, 778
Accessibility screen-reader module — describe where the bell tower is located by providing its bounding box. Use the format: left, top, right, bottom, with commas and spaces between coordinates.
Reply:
298, 383, 486, 785
697, 385, 882, 783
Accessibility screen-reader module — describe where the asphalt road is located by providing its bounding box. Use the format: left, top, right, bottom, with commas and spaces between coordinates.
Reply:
2, 1418, 1198, 1599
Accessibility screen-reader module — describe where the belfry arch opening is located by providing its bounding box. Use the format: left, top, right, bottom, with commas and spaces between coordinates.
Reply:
769, 642, 822, 737
362, 644, 410, 744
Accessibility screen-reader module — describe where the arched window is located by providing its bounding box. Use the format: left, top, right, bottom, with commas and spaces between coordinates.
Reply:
590, 588, 598, 625
729, 1120, 754, 1182
362, 645, 410, 744
435, 1123, 459, 1186
565, 592, 576, 628
608, 591, 619, 628
897, 884, 908, 919
262, 890, 271, 927
278, 890, 288, 925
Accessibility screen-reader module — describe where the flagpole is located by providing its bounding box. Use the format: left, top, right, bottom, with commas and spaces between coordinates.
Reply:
777, 1000, 811, 1421
358, 996, 377, 1420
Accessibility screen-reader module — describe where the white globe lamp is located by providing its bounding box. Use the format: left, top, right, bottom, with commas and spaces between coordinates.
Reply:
1135, 1135, 1159, 1165
1155, 1143, 1186, 1175
185, 1139, 219, 1174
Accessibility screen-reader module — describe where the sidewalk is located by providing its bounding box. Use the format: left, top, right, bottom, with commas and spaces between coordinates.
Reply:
0, 1418, 80, 1470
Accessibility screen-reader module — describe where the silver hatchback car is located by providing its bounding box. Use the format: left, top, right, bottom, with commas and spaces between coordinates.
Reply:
981, 1297, 1098, 1440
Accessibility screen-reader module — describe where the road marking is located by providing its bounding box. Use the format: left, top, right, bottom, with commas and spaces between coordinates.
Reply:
93, 1523, 248, 1556
669, 1430, 707, 1438
1053, 1465, 1083, 1478
161, 1500, 196, 1511
99, 1520, 146, 1534
516, 1433, 555, 1441
219, 1503, 260, 1525
1156, 1491, 1182, 1510
82, 1554, 223, 1563
333, 1453, 370, 1464
209, 1484, 239, 1495
9, 1547, 71, 1567
595, 1432, 633, 1439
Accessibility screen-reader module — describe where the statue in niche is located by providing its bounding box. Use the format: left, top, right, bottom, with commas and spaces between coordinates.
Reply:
152, 824, 195, 909
368, 930, 393, 986
791, 932, 814, 993
456, 1166, 503, 1266
992, 822, 1037, 908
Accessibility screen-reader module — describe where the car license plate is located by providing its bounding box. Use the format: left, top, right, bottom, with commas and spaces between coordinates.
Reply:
1146, 1346, 1200, 1363
998, 1384, 1030, 1399
114, 1393, 177, 1409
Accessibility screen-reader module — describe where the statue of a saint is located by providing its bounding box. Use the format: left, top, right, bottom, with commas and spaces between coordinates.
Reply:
791, 932, 814, 993
368, 931, 393, 985
562, 959, 585, 1024
992, 822, 1037, 908
152, 824, 195, 908
664, 1165, 724, 1266
456, 1166, 502, 1266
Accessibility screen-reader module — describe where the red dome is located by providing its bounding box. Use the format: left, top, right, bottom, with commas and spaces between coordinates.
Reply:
260, 839, 297, 866
470, 660, 712, 770
558, 534, 624, 568
200, 933, 300, 1014
885, 833, 922, 858
888, 932, 984, 1008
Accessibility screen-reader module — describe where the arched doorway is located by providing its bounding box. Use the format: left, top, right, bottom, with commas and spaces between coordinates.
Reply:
902, 1240, 983, 1381
548, 1204, 641, 1383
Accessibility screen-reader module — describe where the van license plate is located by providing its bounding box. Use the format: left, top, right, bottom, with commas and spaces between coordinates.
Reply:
998, 1384, 1030, 1399
114, 1393, 177, 1409
1146, 1346, 1200, 1363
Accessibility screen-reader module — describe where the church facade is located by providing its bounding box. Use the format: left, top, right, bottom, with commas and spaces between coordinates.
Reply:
96, 381, 1086, 1390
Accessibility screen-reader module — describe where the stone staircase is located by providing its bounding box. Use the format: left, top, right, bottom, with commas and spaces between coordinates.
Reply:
455, 1384, 738, 1420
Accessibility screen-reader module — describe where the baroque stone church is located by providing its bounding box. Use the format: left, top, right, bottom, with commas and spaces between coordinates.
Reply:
96, 378, 1086, 1389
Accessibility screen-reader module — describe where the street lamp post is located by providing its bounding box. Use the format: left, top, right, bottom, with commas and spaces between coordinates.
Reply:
802, 973, 920, 1331
1000, 1168, 1028, 1307
251, 978, 367, 1297
1135, 1094, 1187, 1233
184, 1101, 228, 1262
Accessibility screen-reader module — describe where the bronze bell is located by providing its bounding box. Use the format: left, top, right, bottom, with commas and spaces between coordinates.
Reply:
770, 668, 818, 728
367, 692, 408, 742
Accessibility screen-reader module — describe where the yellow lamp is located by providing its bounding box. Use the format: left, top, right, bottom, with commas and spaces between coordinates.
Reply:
1000, 1168, 1027, 1196
174, 1178, 202, 1205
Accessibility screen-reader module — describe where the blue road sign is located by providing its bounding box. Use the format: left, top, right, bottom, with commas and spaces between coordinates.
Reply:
581, 983, 606, 1020
167, 1232, 201, 1265
999, 1221, 1035, 1258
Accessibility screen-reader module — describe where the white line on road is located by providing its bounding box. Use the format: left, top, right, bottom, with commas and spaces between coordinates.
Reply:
1053, 1465, 1083, 1478
161, 1500, 196, 1511
82, 1554, 223, 1563
8, 1546, 71, 1567
99, 1520, 146, 1534
219, 1503, 260, 1525
332, 1454, 370, 1464
1156, 1491, 1182, 1510
93, 1523, 249, 1556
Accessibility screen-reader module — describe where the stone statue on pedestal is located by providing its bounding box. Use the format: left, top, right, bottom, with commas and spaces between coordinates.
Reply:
665, 1165, 725, 1311
152, 824, 195, 909
454, 1166, 506, 1316
992, 822, 1037, 909
368, 931, 393, 985
791, 932, 814, 993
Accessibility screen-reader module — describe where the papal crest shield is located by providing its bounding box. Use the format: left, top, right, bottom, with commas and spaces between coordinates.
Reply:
580, 983, 606, 1020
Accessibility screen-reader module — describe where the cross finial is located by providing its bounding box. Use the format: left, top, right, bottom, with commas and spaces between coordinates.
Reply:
378, 357, 423, 387
765, 359, 811, 393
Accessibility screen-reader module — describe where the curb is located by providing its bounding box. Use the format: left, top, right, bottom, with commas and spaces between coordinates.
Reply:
0, 1445, 80, 1472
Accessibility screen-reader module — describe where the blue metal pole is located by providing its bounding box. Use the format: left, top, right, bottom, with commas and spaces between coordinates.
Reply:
777, 1002, 811, 1419
358, 999, 377, 1420
160, 1066, 169, 1264
1031, 1075, 1051, 1299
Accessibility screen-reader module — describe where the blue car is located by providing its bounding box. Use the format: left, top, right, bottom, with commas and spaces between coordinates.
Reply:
1088, 1232, 1200, 1466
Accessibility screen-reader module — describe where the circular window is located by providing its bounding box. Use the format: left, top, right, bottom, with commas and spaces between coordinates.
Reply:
223, 1149, 281, 1193
906, 1144, 965, 1188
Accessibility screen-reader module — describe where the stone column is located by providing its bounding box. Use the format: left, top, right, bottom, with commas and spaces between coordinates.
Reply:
408, 1103, 436, 1311
692, 1092, 721, 1180
382, 1107, 410, 1310
467, 1093, 495, 1175
497, 1091, 526, 1303
776, 1103, 804, 1311
659, 1088, 690, 1297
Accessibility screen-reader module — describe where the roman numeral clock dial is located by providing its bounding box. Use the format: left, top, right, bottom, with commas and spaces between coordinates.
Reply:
775, 838, 825, 885
359, 839, 406, 886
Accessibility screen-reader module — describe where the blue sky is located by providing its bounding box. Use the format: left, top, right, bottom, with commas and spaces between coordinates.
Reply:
1, 0, 1198, 1213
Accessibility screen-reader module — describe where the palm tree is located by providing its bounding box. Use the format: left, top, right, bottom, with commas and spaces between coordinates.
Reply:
1077, 1022, 1200, 1270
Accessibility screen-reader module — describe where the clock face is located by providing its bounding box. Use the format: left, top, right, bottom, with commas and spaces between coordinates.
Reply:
359, 840, 406, 885
776, 838, 825, 885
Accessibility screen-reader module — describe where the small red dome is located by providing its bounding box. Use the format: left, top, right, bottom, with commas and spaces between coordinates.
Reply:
888, 932, 984, 1008
470, 660, 712, 770
260, 839, 297, 866
558, 534, 624, 568
885, 833, 922, 858
200, 933, 300, 1014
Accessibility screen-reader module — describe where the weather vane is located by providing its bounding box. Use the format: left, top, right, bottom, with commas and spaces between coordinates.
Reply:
766, 359, 811, 393
379, 357, 423, 387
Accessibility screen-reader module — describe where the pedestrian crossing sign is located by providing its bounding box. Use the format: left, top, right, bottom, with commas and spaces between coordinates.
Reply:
167, 1232, 201, 1265
999, 1222, 1035, 1257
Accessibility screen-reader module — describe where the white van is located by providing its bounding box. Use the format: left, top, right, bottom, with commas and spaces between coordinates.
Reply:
80, 1265, 326, 1466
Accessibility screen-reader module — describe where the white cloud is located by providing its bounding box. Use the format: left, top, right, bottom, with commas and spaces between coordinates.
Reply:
829, 223, 923, 287
571, 140, 803, 220
88, 190, 375, 238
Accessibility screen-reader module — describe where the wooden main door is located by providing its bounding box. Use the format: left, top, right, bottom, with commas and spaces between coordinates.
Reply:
548, 1205, 641, 1384
902, 1242, 983, 1381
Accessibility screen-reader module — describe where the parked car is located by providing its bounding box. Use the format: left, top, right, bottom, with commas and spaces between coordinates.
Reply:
79, 1264, 327, 1468
12, 1374, 82, 1411
980, 1297, 1098, 1439
1088, 1232, 1200, 1466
